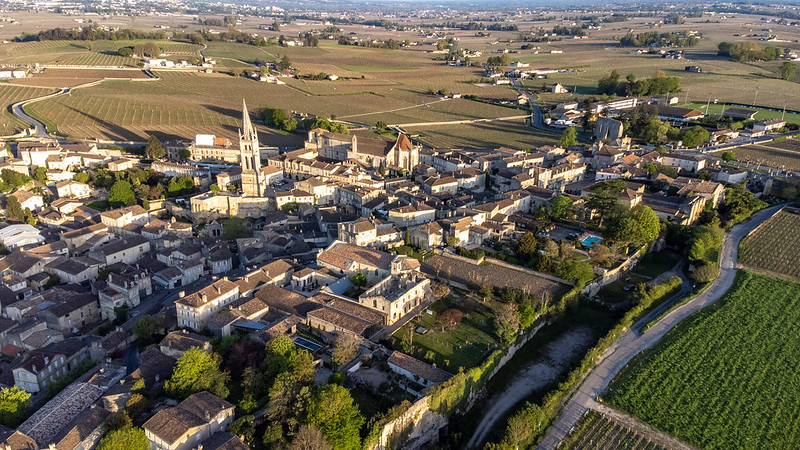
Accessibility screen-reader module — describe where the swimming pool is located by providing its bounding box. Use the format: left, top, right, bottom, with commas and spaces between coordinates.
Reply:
293, 337, 323, 351
579, 234, 602, 247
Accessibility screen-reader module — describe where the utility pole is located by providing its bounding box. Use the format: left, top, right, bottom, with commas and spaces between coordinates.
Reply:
782, 100, 787, 121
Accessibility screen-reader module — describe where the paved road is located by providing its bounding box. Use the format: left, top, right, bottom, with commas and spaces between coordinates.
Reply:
11, 91, 63, 137
537, 205, 784, 450
510, 76, 559, 134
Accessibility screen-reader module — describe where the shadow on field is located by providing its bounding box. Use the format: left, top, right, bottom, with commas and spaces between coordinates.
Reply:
203, 104, 245, 121
64, 105, 141, 141
144, 130, 185, 142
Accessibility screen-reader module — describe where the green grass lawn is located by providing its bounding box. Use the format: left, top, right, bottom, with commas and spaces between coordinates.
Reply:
632, 250, 681, 278
393, 295, 499, 372
676, 102, 800, 126
606, 272, 800, 449
597, 273, 649, 304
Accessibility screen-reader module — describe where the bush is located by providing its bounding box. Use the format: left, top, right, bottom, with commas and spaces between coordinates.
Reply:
457, 247, 485, 260
328, 371, 345, 385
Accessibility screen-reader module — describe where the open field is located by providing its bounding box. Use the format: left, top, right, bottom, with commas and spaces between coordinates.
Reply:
421, 255, 564, 295
8, 68, 150, 88
0, 39, 203, 67
606, 271, 800, 449
562, 410, 670, 450
673, 102, 800, 126
0, 84, 56, 135
715, 142, 800, 172
740, 209, 800, 281
392, 293, 500, 372
406, 118, 557, 149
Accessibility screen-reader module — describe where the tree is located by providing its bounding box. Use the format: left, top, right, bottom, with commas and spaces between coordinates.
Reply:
229, 415, 256, 446
33, 166, 47, 184
586, 191, 619, 227
271, 21, 281, 31
291, 425, 332, 450
331, 332, 359, 370
692, 264, 718, 283
721, 151, 736, 162
350, 273, 367, 287
609, 204, 661, 245
144, 135, 164, 159
178, 149, 191, 160
495, 302, 520, 345
132, 315, 163, 343
680, 125, 710, 148
97, 426, 148, 450
780, 61, 797, 80
5, 195, 23, 222
515, 231, 538, 261
550, 195, 574, 220
597, 69, 620, 95
74, 172, 90, 183
557, 127, 578, 148
436, 308, 463, 331
375, 121, 387, 130
446, 236, 460, 247
306, 384, 364, 450
280, 54, 292, 70
0, 386, 31, 427
165, 348, 230, 399
109, 180, 136, 206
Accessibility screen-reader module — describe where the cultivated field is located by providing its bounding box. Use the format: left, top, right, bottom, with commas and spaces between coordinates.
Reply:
740, 209, 800, 281
407, 118, 556, 150
562, 410, 670, 450
0, 39, 203, 67
0, 84, 56, 135
716, 142, 800, 172
606, 271, 800, 449
421, 255, 563, 294
9, 68, 150, 88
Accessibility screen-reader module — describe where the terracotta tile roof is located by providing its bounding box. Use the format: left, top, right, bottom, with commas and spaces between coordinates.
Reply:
318, 242, 394, 272
388, 351, 452, 383
143, 392, 233, 446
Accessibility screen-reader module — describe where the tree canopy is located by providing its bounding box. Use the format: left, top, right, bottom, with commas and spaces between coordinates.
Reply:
109, 180, 137, 206
609, 204, 661, 245
557, 127, 578, 148
306, 384, 364, 450
97, 426, 148, 450
550, 195, 574, 220
5, 195, 24, 222
145, 135, 165, 159
0, 386, 31, 427
165, 348, 230, 399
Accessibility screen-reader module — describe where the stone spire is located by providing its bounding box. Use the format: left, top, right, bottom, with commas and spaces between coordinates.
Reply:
240, 99, 257, 142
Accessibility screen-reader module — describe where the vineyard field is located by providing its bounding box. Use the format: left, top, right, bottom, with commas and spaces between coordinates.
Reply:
739, 208, 800, 280
562, 410, 669, 450
716, 144, 800, 172
606, 271, 800, 450
0, 84, 56, 135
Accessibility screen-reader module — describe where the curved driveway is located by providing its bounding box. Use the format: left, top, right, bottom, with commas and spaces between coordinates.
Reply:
537, 205, 784, 450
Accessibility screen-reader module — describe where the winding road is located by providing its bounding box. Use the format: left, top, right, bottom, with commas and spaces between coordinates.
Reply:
510, 76, 560, 134
537, 204, 784, 450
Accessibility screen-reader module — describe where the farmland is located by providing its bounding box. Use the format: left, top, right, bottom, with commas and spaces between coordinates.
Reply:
421, 255, 564, 295
0, 39, 203, 67
0, 84, 56, 135
9, 68, 150, 88
606, 272, 800, 449
562, 410, 670, 450
739, 209, 800, 281
716, 142, 800, 172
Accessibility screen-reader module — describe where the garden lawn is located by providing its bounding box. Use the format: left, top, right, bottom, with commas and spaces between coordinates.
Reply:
632, 250, 680, 278
394, 296, 499, 372
606, 272, 800, 449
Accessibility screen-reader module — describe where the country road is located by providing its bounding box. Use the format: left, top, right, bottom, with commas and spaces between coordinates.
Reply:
536, 204, 785, 450
510, 76, 560, 134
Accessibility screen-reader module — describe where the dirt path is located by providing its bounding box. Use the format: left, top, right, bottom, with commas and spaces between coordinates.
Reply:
466, 327, 595, 449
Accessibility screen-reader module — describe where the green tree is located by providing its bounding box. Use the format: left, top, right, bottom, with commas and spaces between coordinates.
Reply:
780, 61, 797, 80
165, 348, 230, 399
598, 69, 620, 95
210, 184, 220, 194
109, 180, 136, 206
375, 121, 387, 130
33, 166, 47, 184
550, 195, 574, 220
178, 149, 191, 160
306, 384, 364, 450
609, 204, 661, 245
5, 195, 24, 222
680, 125, 710, 148
351, 273, 367, 287
495, 302, 520, 345
557, 126, 578, 148
515, 231, 538, 261
0, 386, 31, 427
446, 236, 460, 247
271, 21, 281, 31
97, 426, 148, 450
586, 191, 619, 228
132, 315, 164, 343
74, 172, 90, 183
721, 151, 736, 162
145, 135, 165, 159
280, 54, 292, 70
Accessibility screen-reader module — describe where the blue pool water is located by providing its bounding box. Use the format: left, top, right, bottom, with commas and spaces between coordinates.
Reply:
579, 235, 602, 247
293, 337, 323, 351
